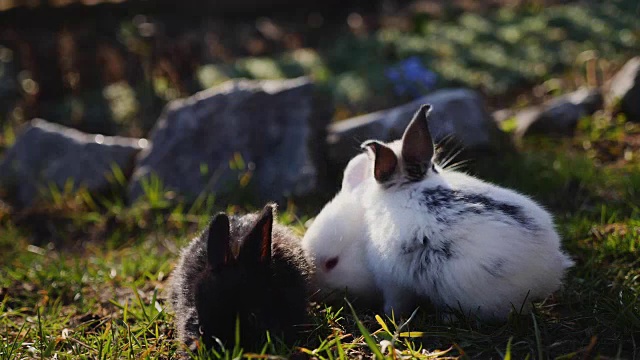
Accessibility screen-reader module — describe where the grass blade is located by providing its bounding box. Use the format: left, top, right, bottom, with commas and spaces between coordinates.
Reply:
532, 312, 543, 360
504, 337, 513, 360
346, 300, 384, 359
375, 315, 391, 335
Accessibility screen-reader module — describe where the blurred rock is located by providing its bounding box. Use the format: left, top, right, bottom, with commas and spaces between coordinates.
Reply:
608, 57, 640, 122
128, 77, 327, 205
566, 87, 604, 116
500, 88, 603, 138
327, 88, 502, 166
516, 102, 584, 137
0, 119, 144, 209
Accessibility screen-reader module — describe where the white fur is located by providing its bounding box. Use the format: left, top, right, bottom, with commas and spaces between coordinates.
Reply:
361, 151, 574, 320
301, 153, 380, 303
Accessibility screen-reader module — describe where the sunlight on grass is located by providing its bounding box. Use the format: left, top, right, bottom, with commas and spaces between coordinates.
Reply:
1, 109, 639, 358
1, 0, 640, 356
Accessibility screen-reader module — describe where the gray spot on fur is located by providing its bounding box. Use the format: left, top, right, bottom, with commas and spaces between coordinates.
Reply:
481, 258, 507, 278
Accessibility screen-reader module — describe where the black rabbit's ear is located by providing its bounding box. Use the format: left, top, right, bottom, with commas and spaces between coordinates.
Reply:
239, 204, 274, 265
401, 104, 434, 181
361, 140, 397, 183
207, 213, 232, 268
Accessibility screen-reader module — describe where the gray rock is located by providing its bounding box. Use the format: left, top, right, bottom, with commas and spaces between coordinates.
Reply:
608, 57, 640, 122
0, 119, 144, 209
327, 88, 502, 166
516, 102, 585, 137
501, 87, 603, 138
128, 77, 326, 204
566, 87, 604, 116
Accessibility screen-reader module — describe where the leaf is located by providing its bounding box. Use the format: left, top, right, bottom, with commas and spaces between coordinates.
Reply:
375, 315, 391, 335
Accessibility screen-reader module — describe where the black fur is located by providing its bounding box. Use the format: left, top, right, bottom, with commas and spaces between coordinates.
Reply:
420, 186, 539, 231
403, 162, 428, 182
420, 238, 454, 265
419, 235, 453, 259
167, 204, 312, 353
412, 238, 451, 298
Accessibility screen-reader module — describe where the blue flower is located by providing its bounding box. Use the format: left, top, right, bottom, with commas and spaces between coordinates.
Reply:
385, 56, 438, 98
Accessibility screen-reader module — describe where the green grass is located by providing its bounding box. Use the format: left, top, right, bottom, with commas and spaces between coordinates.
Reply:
1, 109, 639, 359
1, 2, 640, 356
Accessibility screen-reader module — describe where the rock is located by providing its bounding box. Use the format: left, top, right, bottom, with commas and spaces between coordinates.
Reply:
327, 88, 502, 166
566, 87, 604, 116
500, 87, 603, 138
0, 119, 145, 209
516, 102, 585, 137
128, 77, 327, 205
608, 57, 640, 122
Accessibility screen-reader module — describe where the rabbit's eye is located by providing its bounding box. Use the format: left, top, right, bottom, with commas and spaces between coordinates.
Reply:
325, 257, 339, 271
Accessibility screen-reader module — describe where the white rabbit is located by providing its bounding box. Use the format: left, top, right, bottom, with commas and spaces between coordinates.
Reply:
360, 104, 574, 320
302, 152, 381, 306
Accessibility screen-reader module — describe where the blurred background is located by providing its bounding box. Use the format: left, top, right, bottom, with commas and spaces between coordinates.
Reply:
0, 0, 637, 137
0, 0, 638, 230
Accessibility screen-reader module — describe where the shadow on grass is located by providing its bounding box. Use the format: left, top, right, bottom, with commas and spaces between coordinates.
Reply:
0, 114, 639, 358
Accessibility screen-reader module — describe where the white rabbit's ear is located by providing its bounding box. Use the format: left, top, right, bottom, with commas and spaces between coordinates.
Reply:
361, 140, 398, 183
342, 153, 370, 192
401, 104, 434, 181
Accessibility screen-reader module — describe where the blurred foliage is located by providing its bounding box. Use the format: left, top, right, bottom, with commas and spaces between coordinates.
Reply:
187, 0, 640, 119
327, 1, 638, 113
0, 0, 638, 135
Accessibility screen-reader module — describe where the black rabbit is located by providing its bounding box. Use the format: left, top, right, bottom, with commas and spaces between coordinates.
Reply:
168, 203, 312, 353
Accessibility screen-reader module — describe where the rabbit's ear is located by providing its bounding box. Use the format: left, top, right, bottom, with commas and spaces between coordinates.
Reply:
342, 153, 370, 192
207, 213, 232, 268
401, 104, 434, 181
362, 140, 398, 183
239, 204, 274, 265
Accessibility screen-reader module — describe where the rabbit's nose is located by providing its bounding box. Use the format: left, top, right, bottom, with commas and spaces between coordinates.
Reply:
324, 257, 339, 271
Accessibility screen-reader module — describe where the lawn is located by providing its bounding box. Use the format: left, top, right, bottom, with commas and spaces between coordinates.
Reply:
1, 1, 640, 359
1, 108, 639, 359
